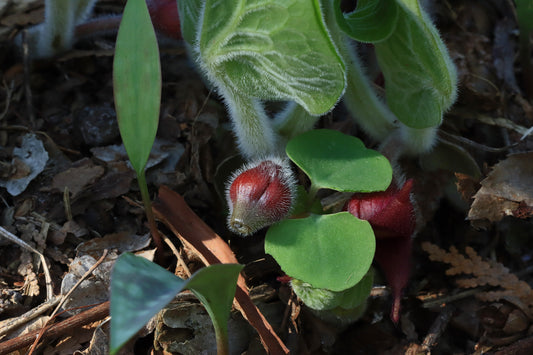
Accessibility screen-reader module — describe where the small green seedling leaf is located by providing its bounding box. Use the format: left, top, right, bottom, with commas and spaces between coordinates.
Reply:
291, 269, 373, 311
110, 253, 242, 354
113, 0, 161, 173
265, 212, 375, 292
334, 269, 374, 310
333, 0, 399, 43
286, 129, 392, 193
197, 0, 346, 115
185, 264, 244, 355
373, 0, 457, 129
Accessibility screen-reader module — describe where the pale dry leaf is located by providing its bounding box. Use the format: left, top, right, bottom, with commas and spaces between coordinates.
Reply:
0, 133, 49, 196
468, 152, 533, 227
17, 251, 39, 297
60, 254, 115, 315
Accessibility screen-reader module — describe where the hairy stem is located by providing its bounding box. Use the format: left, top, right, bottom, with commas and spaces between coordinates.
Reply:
322, 0, 397, 142
24, 0, 98, 58
221, 86, 282, 160
273, 102, 320, 143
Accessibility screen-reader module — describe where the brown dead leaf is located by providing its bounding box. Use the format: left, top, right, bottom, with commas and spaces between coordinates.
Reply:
455, 173, 480, 202
48, 220, 88, 246
51, 158, 105, 198
76, 232, 151, 257
468, 153, 533, 227
153, 186, 290, 355
42, 326, 95, 355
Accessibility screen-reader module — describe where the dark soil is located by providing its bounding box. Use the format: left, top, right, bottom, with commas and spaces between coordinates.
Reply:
0, 0, 532, 354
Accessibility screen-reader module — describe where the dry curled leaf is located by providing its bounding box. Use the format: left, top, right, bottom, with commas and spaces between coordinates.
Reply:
468, 153, 533, 228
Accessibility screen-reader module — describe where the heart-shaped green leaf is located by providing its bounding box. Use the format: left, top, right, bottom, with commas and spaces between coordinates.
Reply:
333, 0, 399, 43
197, 0, 346, 115
110, 253, 242, 354
265, 212, 375, 292
113, 0, 161, 173
374, 0, 457, 129
286, 129, 392, 193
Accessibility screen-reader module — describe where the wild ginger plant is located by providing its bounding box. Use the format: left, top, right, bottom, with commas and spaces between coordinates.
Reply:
177, 0, 458, 160
176, 0, 457, 322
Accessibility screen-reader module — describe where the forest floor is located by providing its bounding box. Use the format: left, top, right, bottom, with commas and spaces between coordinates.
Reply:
0, 0, 533, 354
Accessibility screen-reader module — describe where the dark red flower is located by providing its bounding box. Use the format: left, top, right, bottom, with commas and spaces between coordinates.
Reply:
344, 179, 416, 323
147, 0, 181, 39
345, 179, 415, 239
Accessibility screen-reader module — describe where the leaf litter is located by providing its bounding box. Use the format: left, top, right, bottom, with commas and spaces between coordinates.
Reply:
0, 1, 533, 354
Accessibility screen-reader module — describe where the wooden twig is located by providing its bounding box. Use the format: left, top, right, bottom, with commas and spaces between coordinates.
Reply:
0, 297, 60, 338
0, 226, 53, 301
493, 335, 533, 355
27, 250, 109, 354
162, 233, 192, 278
420, 305, 455, 352
0, 301, 109, 355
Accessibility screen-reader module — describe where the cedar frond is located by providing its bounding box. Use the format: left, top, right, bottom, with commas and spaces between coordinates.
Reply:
421, 242, 533, 312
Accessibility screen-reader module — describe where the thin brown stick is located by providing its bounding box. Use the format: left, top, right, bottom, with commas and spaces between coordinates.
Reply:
493, 335, 533, 355
0, 301, 109, 355
0, 297, 60, 337
162, 233, 192, 278
0, 226, 53, 301
420, 305, 455, 353
27, 250, 109, 355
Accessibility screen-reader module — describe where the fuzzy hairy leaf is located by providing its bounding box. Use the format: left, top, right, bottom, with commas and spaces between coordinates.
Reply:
373, 0, 457, 129
333, 0, 399, 43
291, 270, 373, 311
176, 0, 203, 45
197, 0, 346, 115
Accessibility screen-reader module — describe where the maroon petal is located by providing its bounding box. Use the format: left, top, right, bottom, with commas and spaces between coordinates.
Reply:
374, 235, 412, 324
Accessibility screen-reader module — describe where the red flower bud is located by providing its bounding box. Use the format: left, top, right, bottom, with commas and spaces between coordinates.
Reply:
227, 158, 295, 236
147, 0, 181, 40
344, 179, 415, 239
